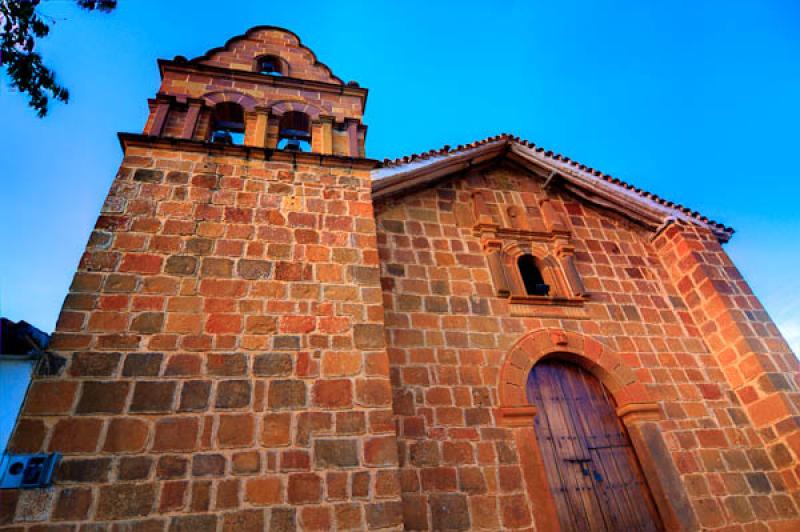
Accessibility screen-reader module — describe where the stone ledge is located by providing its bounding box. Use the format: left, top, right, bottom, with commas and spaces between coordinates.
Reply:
496, 406, 537, 427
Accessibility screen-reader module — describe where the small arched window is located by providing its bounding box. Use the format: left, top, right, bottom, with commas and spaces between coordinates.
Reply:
518, 254, 550, 296
210, 102, 245, 145
277, 111, 312, 152
257, 55, 285, 76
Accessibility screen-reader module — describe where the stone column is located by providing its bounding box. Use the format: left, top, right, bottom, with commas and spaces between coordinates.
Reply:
554, 240, 586, 297
345, 118, 361, 158
179, 99, 203, 140
144, 95, 171, 137
244, 107, 269, 148
310, 120, 325, 153
484, 239, 511, 297
265, 113, 279, 149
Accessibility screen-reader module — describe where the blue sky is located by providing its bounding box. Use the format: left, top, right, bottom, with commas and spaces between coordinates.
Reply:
1, 0, 798, 352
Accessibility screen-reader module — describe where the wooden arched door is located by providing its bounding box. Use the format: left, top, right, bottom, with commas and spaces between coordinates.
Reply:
527, 359, 663, 531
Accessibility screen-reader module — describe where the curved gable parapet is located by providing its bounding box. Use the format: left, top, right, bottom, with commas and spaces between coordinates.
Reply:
190, 25, 344, 85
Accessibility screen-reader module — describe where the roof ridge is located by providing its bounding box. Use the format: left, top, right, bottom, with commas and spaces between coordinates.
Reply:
377, 133, 733, 236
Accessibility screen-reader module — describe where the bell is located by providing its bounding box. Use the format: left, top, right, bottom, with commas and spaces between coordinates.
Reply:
284, 139, 303, 152
211, 130, 233, 145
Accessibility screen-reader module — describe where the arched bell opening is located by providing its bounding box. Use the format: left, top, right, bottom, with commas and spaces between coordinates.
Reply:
277, 111, 312, 152
256, 54, 288, 76
209, 102, 245, 145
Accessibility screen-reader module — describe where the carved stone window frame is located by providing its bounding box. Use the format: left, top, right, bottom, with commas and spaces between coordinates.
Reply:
475, 196, 589, 318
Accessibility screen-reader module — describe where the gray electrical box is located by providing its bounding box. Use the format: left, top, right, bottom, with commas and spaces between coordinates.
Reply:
0, 453, 60, 489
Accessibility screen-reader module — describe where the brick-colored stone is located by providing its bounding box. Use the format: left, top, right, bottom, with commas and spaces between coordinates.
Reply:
76, 381, 129, 414
364, 436, 399, 466
430, 493, 470, 530
232, 451, 261, 474
130, 381, 176, 413
288, 473, 322, 504
23, 381, 77, 415
353, 324, 385, 349
312, 379, 352, 408
268, 380, 306, 409
49, 418, 103, 452
152, 417, 198, 452
314, 439, 359, 468
217, 414, 255, 447
52, 488, 92, 521
178, 380, 211, 411
96, 483, 156, 520
245, 477, 282, 505
253, 352, 292, 376
261, 413, 292, 447
215, 380, 251, 409
104, 418, 149, 452
222, 509, 264, 531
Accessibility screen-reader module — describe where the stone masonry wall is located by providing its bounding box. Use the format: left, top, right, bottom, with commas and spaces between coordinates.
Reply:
375, 163, 800, 530
653, 223, 800, 506
1, 145, 403, 530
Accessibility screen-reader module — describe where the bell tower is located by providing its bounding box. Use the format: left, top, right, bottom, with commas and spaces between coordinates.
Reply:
3, 27, 402, 530
143, 26, 368, 157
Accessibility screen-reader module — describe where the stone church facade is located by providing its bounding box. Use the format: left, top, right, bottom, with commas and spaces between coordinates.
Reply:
2, 26, 799, 531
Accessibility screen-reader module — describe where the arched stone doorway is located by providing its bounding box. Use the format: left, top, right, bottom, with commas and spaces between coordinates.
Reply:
497, 329, 698, 531
528, 358, 662, 531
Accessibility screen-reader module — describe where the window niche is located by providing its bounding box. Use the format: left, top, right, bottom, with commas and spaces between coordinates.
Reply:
475, 192, 587, 316
484, 240, 587, 318
503, 245, 570, 301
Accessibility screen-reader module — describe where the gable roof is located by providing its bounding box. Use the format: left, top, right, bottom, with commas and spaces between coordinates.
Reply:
372, 134, 734, 242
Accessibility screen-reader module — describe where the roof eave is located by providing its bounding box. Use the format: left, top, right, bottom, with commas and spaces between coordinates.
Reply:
372, 138, 734, 243
372, 140, 508, 199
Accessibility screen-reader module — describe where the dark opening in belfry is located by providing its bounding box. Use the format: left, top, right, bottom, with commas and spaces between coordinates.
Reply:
278, 111, 312, 152
210, 102, 245, 145
257, 55, 284, 76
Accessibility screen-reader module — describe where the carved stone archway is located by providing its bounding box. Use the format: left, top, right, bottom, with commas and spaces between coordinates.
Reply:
202, 90, 259, 111
498, 328, 659, 426
496, 328, 698, 532
267, 99, 325, 120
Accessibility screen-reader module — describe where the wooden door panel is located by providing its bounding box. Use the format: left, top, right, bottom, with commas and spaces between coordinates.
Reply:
532, 362, 608, 531
577, 370, 661, 531
527, 359, 663, 531
564, 366, 648, 531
